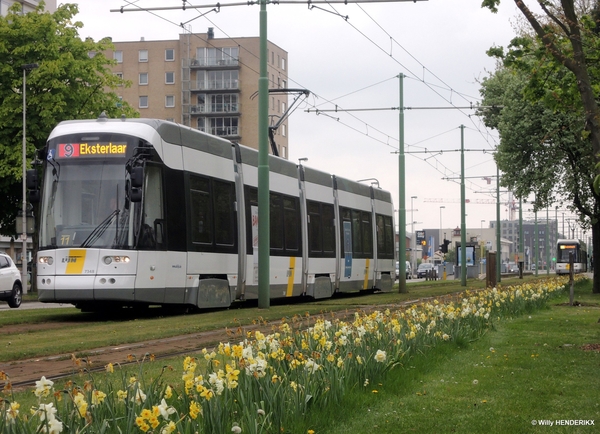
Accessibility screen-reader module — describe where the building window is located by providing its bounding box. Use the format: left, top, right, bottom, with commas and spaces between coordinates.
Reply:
114, 50, 123, 63
165, 72, 175, 84
281, 57, 286, 70
204, 70, 238, 90
139, 96, 148, 108
165, 48, 174, 61
281, 124, 286, 137
139, 49, 148, 62
139, 73, 148, 85
165, 95, 175, 107
210, 117, 238, 136
281, 101, 286, 113
195, 47, 238, 66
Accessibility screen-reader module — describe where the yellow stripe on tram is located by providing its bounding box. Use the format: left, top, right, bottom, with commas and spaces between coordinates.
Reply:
286, 256, 296, 297
66, 249, 86, 274
363, 258, 370, 289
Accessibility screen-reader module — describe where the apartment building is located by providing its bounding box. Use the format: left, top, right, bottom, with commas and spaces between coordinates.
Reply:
108, 29, 290, 157
1, 0, 55, 15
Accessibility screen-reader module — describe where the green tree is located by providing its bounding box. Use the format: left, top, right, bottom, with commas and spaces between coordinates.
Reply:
482, 0, 600, 293
0, 2, 137, 233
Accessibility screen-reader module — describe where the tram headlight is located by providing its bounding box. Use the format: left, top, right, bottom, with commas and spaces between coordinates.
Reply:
103, 255, 131, 265
39, 256, 53, 265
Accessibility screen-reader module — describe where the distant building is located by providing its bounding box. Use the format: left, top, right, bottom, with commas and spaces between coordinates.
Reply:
1, 0, 56, 15
491, 219, 559, 269
106, 28, 290, 156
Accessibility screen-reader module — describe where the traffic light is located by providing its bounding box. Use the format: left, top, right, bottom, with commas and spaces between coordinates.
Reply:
441, 239, 451, 253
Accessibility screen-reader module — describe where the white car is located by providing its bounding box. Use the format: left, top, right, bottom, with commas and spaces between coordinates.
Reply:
396, 261, 413, 280
0, 253, 23, 308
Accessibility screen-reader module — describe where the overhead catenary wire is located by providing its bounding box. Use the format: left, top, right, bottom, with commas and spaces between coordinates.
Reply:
112, 0, 500, 196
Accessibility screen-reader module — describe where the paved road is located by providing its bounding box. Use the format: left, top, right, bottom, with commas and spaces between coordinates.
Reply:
0, 300, 73, 311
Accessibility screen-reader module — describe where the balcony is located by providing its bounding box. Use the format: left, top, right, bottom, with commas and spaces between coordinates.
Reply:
190, 80, 240, 92
197, 126, 239, 137
190, 103, 240, 114
188, 58, 239, 68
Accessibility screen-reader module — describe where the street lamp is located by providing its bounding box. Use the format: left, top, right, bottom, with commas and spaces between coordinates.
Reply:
22, 62, 38, 294
411, 196, 417, 277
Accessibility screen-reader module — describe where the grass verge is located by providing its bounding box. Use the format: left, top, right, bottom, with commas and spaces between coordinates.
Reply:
298, 280, 600, 433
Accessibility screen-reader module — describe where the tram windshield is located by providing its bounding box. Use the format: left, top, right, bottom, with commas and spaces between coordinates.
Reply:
557, 242, 580, 262
39, 133, 137, 249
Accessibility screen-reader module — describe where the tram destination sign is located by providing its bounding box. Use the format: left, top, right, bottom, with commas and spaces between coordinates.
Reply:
55, 142, 127, 158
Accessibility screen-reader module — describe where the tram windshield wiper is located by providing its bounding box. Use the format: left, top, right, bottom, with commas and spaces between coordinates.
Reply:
81, 210, 119, 248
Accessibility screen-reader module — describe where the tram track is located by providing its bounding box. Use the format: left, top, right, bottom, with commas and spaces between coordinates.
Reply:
3, 291, 467, 390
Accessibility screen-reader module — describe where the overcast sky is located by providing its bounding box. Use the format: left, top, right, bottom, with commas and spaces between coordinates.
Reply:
72, 0, 553, 234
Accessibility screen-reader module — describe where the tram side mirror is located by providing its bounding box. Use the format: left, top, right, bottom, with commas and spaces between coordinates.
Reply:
130, 166, 144, 188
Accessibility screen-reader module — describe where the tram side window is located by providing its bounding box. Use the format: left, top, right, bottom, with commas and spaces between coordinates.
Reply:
308, 201, 322, 254
270, 192, 301, 255
213, 180, 235, 246
361, 211, 372, 256
243, 186, 299, 256
308, 201, 335, 258
189, 175, 235, 251
322, 204, 335, 254
283, 196, 299, 251
376, 214, 394, 259
270, 194, 284, 250
351, 210, 362, 255
190, 176, 213, 245
341, 207, 373, 259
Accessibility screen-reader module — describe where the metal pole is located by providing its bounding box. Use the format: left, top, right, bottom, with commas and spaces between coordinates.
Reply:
21, 67, 28, 294
546, 208, 550, 275
441, 206, 446, 279
460, 125, 466, 286
21, 63, 38, 294
440, 206, 445, 242
398, 73, 407, 293
555, 206, 558, 270
411, 196, 417, 279
257, 0, 270, 308
535, 209, 539, 276
519, 197, 523, 278
496, 164, 501, 282
480, 219, 485, 276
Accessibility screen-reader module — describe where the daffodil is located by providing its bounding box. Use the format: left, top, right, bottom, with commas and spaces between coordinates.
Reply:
157, 398, 176, 420
34, 376, 54, 398
374, 350, 387, 363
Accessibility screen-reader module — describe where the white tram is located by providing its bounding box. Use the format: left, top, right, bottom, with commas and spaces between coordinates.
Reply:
30, 117, 396, 311
555, 239, 588, 275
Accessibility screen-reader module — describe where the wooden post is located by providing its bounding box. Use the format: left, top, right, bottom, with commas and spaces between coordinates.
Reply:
486, 251, 497, 288
569, 252, 574, 306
